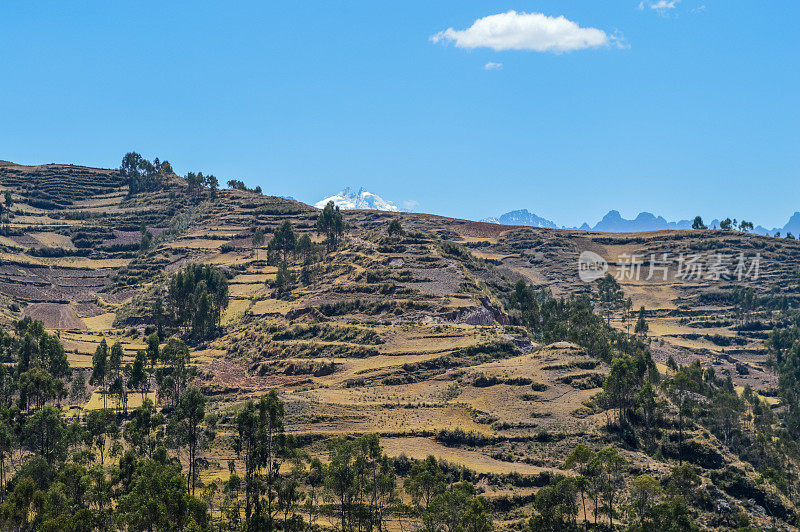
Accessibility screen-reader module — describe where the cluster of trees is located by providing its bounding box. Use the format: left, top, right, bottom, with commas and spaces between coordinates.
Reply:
0, 330, 493, 532
597, 286, 800, 526
186, 171, 220, 196
221, 391, 492, 532
508, 278, 639, 363
121, 151, 235, 199
510, 272, 800, 526
692, 216, 755, 232
317, 201, 344, 253
0, 317, 220, 529
120, 152, 174, 195
693, 216, 798, 238
161, 263, 230, 342
250, 202, 344, 299
227, 179, 263, 195
86, 332, 200, 416
254, 221, 318, 298
1, 272, 797, 529
537, 446, 700, 531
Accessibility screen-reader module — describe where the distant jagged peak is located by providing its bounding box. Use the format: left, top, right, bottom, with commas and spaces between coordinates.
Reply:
575, 210, 691, 232
480, 208, 557, 228
315, 187, 399, 212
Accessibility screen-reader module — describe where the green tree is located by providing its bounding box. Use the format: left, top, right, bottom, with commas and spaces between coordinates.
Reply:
69, 369, 89, 405
634, 306, 648, 336
325, 434, 397, 532
270, 221, 297, 264
186, 171, 205, 194
316, 200, 344, 253
151, 298, 165, 339
295, 234, 314, 264
273, 261, 295, 299
145, 333, 160, 398
22, 406, 73, 465
253, 227, 266, 260
156, 339, 193, 409
691, 216, 706, 230
511, 279, 541, 331
405, 455, 447, 513
87, 408, 117, 466
117, 457, 210, 531
169, 387, 217, 496
387, 219, 404, 238
121, 152, 163, 194
592, 447, 625, 530
0, 420, 13, 500
128, 349, 148, 401
166, 263, 229, 341
234, 390, 293, 530
90, 339, 109, 410
649, 496, 698, 531
423, 481, 492, 532
665, 464, 700, 505
140, 223, 153, 251
305, 458, 325, 529
109, 341, 124, 413
596, 273, 624, 325
531, 476, 577, 531
123, 399, 164, 458
602, 354, 645, 429
670, 367, 702, 465
204, 174, 219, 196
628, 474, 663, 528
563, 443, 595, 526
636, 380, 660, 442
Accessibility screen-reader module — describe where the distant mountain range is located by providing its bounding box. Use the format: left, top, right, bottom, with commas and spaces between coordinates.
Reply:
313, 190, 800, 236
315, 187, 399, 212
482, 209, 800, 236
481, 209, 558, 228
586, 210, 693, 232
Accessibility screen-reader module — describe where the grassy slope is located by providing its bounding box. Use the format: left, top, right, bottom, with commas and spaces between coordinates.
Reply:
2, 161, 800, 528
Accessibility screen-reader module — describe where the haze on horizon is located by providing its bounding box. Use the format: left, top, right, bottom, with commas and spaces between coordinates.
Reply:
0, 1, 797, 228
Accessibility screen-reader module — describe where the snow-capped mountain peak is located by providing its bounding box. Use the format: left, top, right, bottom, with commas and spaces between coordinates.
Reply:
314, 187, 399, 212
481, 209, 557, 228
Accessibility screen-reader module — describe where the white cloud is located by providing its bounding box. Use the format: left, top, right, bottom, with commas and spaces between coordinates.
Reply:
639, 0, 680, 12
402, 200, 420, 212
431, 11, 618, 53
484, 62, 503, 70
651, 0, 678, 9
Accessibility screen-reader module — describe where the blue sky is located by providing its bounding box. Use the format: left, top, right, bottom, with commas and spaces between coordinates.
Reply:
1, 1, 797, 227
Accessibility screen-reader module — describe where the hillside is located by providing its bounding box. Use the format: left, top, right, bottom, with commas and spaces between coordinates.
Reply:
1, 160, 800, 530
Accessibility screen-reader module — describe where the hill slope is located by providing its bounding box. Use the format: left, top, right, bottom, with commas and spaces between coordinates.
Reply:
2, 160, 800, 529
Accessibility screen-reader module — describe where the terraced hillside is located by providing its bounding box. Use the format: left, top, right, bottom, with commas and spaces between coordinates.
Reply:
2, 160, 800, 529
